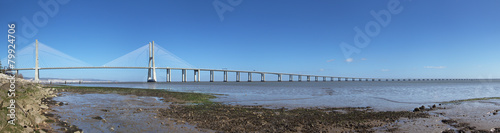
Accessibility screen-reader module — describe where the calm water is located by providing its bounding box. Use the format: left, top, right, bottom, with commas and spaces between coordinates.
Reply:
67, 80, 500, 111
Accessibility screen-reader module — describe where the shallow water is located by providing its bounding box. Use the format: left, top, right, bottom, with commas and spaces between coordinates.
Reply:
50, 92, 203, 133
66, 80, 500, 111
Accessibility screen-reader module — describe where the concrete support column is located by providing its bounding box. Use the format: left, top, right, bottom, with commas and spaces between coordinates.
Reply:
210, 70, 214, 82
323, 77, 326, 82
248, 72, 252, 82
331, 77, 334, 81
194, 70, 200, 82
298, 75, 302, 82
193, 70, 197, 82
315, 76, 318, 82
224, 71, 228, 82
166, 69, 171, 82
278, 74, 282, 82
289, 75, 293, 82
307, 76, 311, 82
236, 72, 240, 82
35, 39, 39, 81
261, 73, 265, 82
182, 69, 186, 82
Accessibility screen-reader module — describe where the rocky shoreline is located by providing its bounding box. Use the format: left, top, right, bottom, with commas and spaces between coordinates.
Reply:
0, 74, 60, 132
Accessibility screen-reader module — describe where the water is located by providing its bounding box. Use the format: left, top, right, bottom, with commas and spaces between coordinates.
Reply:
51, 92, 202, 132
67, 80, 500, 111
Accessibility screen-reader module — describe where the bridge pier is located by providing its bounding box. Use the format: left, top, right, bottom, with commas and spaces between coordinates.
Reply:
277, 74, 282, 82
307, 76, 311, 82
166, 69, 171, 82
331, 77, 334, 81
224, 71, 228, 82
323, 77, 326, 82
315, 76, 318, 82
289, 75, 293, 82
248, 72, 252, 82
210, 70, 214, 82
182, 69, 186, 82
236, 72, 241, 82
338, 77, 341, 81
261, 73, 265, 82
194, 70, 200, 82
298, 75, 302, 82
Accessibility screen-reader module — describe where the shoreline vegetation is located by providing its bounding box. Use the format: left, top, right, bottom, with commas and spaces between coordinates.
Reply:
1, 75, 499, 132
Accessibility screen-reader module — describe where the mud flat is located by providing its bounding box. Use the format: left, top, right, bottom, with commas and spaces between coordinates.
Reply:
46, 92, 208, 132
45, 86, 432, 132
399, 99, 500, 133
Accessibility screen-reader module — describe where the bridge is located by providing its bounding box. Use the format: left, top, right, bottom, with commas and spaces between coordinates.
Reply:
10, 40, 477, 83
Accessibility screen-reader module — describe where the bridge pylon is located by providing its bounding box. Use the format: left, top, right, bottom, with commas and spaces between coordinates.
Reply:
35, 39, 40, 81
147, 41, 157, 82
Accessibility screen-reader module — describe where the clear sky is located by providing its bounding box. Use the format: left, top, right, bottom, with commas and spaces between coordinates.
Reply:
1, 0, 499, 81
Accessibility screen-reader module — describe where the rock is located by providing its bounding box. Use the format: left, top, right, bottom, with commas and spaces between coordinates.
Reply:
35, 116, 44, 124
432, 104, 436, 108
110, 127, 114, 131
419, 105, 425, 110
40, 105, 49, 109
413, 108, 420, 112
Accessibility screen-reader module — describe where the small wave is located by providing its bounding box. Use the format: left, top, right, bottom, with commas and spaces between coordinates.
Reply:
370, 97, 435, 104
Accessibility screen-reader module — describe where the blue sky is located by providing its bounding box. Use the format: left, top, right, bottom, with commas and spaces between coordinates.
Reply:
1, 0, 499, 81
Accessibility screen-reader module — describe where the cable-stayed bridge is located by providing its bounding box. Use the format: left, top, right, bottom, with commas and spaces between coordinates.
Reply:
9, 40, 476, 83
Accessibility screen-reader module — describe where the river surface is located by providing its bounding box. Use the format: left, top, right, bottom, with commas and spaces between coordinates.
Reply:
65, 80, 500, 111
